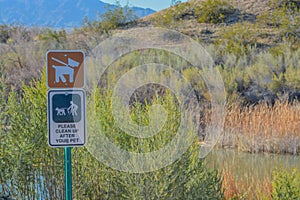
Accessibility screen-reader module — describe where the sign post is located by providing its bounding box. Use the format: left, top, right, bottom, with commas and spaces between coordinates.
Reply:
46, 50, 85, 200
65, 147, 72, 200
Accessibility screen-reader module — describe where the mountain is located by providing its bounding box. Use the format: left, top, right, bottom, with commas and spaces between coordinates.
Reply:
0, 0, 155, 28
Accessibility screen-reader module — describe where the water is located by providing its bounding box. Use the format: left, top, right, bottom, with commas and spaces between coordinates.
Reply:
205, 149, 300, 181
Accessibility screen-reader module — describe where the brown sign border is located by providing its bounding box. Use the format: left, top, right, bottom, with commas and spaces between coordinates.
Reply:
46, 50, 85, 89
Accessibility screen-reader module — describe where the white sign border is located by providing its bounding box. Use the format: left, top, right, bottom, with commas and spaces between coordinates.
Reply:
47, 89, 86, 147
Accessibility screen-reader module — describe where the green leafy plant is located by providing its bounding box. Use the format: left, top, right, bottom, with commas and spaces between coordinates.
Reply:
0, 25, 10, 43
154, 2, 191, 28
1, 69, 224, 199
258, 0, 300, 44
1, 71, 64, 199
86, 87, 224, 199
216, 22, 259, 58
83, 1, 138, 33
272, 168, 300, 199
195, 0, 237, 24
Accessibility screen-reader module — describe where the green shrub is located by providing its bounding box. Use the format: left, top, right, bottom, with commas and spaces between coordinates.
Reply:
83, 1, 137, 33
85, 85, 224, 199
195, 0, 237, 24
0, 72, 64, 199
1, 71, 224, 199
285, 62, 300, 90
154, 2, 191, 28
100, 2, 137, 30
258, 0, 300, 44
216, 22, 259, 58
37, 28, 66, 44
207, 41, 300, 100
271, 168, 300, 200
0, 25, 10, 43
271, 0, 300, 11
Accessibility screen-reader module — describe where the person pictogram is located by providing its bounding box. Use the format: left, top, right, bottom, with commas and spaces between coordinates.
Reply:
67, 101, 78, 116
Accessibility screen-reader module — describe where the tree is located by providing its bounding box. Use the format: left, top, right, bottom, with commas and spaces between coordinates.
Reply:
83, 1, 138, 33
171, 0, 182, 6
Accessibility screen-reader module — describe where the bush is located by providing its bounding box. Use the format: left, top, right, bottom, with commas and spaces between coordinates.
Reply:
271, 0, 300, 11
0, 72, 64, 199
258, 0, 300, 44
272, 168, 300, 199
83, 1, 137, 33
0, 25, 10, 43
195, 0, 237, 24
100, 2, 137, 30
84, 86, 224, 199
0, 71, 224, 199
154, 2, 192, 28
216, 22, 259, 58
207, 41, 300, 101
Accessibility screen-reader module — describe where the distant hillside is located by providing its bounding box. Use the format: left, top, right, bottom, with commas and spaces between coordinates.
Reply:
0, 0, 155, 28
136, 0, 299, 47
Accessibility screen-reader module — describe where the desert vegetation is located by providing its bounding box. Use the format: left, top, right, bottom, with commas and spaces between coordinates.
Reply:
1, 0, 300, 199
220, 161, 300, 199
223, 102, 300, 154
0, 73, 224, 199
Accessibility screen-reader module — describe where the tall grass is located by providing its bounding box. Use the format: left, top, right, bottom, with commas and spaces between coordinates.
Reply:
221, 102, 300, 154
222, 167, 272, 199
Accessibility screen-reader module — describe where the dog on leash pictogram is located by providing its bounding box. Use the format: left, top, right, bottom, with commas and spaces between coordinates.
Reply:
51, 56, 79, 83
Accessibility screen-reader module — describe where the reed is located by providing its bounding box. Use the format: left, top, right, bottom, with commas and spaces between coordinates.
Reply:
219, 101, 300, 154
221, 168, 272, 199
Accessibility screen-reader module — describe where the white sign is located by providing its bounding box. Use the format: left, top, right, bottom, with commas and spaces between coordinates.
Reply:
47, 89, 86, 147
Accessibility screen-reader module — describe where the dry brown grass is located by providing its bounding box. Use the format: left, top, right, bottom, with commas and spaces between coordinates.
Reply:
222, 168, 272, 199
222, 170, 241, 199
218, 101, 300, 154
204, 101, 300, 199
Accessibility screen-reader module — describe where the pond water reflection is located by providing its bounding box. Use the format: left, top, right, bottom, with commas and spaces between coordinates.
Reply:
205, 149, 300, 181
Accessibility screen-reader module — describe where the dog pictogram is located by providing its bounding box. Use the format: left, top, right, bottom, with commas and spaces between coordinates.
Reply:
55, 107, 66, 116
52, 57, 79, 83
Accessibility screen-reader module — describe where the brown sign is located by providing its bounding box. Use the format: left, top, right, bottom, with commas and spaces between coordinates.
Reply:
47, 50, 85, 88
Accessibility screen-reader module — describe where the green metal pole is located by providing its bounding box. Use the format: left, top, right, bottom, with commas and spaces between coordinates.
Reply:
64, 147, 72, 200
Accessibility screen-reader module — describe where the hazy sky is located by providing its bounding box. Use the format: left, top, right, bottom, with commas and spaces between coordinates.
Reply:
101, 0, 188, 11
